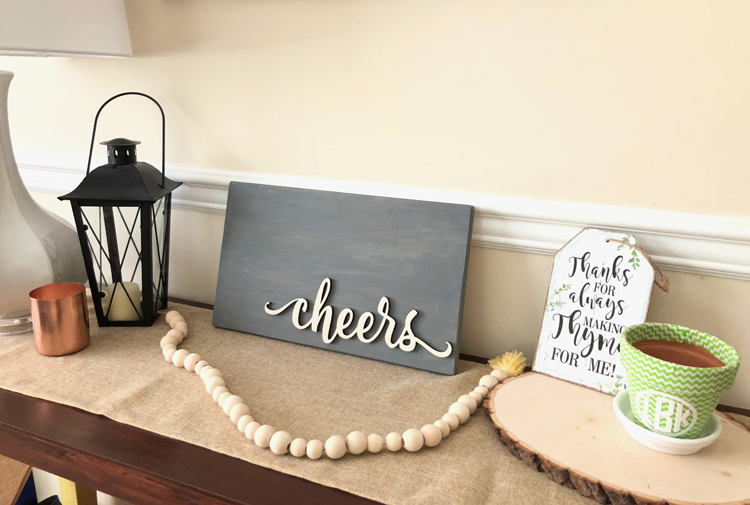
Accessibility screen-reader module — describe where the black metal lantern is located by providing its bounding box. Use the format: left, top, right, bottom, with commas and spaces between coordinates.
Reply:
59, 93, 181, 327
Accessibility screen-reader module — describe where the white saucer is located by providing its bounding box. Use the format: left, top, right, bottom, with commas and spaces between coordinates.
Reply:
612, 390, 722, 455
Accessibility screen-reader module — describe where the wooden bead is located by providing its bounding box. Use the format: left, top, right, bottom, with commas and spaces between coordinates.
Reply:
163, 348, 176, 363
254, 425, 275, 448
346, 431, 367, 455
491, 369, 509, 382
290, 438, 307, 457
175, 321, 189, 338
237, 415, 254, 433
474, 385, 489, 398
217, 391, 232, 407
421, 424, 442, 448
200, 366, 221, 381
270, 431, 292, 455
325, 435, 347, 460
211, 386, 228, 402
222, 395, 243, 415
367, 434, 383, 453
229, 403, 251, 423
160, 335, 179, 348
402, 429, 424, 452
479, 374, 498, 389
306, 440, 323, 460
166, 329, 184, 344
449, 402, 470, 424
385, 432, 402, 452
165, 311, 182, 325
161, 344, 176, 355
202, 368, 223, 382
468, 391, 484, 405
205, 376, 225, 394
434, 419, 450, 438
442, 412, 459, 430
244, 421, 261, 440
171, 349, 190, 368
184, 353, 202, 372
194, 360, 209, 374
458, 394, 478, 414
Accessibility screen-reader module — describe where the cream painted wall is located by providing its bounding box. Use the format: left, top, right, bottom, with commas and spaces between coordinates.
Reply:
31, 192, 750, 408
2, 0, 750, 215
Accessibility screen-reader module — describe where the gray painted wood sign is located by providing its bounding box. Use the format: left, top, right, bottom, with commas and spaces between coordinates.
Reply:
213, 182, 474, 375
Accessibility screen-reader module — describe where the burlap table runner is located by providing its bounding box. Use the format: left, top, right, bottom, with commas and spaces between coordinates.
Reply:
0, 303, 593, 505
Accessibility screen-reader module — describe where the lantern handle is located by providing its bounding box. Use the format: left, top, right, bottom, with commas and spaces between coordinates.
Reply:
86, 92, 167, 188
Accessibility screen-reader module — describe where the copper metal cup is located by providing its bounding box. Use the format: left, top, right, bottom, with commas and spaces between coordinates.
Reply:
29, 283, 90, 356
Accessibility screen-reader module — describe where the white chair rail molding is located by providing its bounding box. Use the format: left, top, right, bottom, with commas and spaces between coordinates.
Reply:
19, 159, 750, 282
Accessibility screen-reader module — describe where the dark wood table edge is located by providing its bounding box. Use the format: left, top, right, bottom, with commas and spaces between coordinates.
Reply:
0, 386, 381, 505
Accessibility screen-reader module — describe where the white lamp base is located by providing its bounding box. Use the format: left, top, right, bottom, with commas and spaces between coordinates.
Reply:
0, 70, 87, 335
0, 312, 33, 336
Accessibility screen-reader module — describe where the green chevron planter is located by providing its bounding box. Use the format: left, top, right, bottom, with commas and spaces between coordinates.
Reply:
620, 323, 740, 439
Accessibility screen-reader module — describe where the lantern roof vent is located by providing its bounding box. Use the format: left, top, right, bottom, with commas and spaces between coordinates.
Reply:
101, 137, 141, 146
101, 137, 140, 165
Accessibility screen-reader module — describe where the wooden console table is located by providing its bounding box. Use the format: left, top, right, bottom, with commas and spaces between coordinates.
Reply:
1, 299, 746, 505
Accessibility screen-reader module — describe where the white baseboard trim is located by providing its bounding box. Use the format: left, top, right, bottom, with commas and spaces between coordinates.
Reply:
19, 161, 750, 281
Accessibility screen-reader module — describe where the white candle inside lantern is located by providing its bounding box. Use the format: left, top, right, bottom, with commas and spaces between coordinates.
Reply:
104, 282, 141, 321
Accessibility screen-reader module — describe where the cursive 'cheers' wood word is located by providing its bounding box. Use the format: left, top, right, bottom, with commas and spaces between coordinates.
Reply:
265, 278, 452, 358
533, 228, 655, 395
212, 182, 474, 375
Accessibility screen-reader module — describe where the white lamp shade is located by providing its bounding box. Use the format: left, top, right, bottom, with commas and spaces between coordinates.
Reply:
0, 0, 132, 57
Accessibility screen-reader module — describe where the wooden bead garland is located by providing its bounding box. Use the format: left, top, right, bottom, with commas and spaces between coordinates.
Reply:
159, 310, 515, 460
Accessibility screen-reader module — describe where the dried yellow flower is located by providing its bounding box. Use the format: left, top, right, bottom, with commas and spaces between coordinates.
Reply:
488, 351, 526, 377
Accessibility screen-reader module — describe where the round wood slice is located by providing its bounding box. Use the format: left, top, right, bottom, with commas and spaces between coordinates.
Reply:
484, 372, 750, 505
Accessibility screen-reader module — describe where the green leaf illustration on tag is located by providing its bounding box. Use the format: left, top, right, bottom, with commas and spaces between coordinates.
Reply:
617, 236, 641, 271
546, 284, 572, 312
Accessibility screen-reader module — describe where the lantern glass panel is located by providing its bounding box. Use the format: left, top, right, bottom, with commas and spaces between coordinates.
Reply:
151, 195, 168, 314
79, 204, 144, 323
